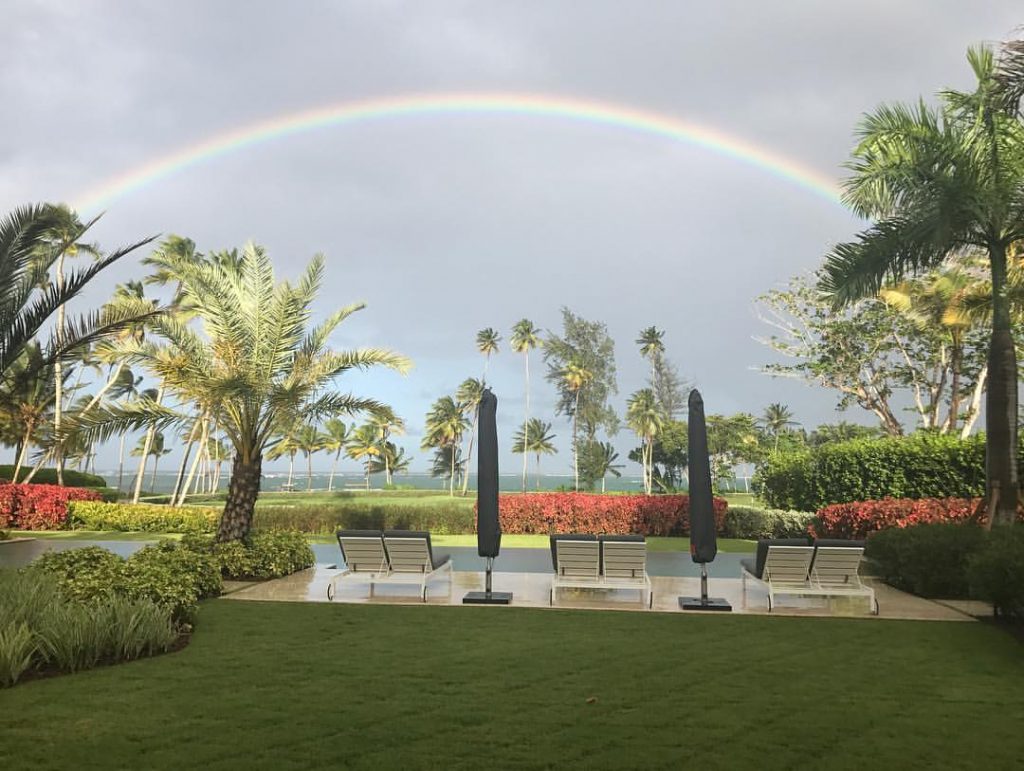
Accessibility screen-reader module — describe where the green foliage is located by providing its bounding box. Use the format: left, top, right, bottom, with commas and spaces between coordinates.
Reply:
181, 531, 314, 579
69, 501, 219, 533
721, 506, 816, 539
967, 527, 1024, 620
754, 434, 1001, 511
0, 465, 107, 487
866, 523, 987, 598
253, 502, 476, 535
807, 422, 883, 447
0, 621, 35, 686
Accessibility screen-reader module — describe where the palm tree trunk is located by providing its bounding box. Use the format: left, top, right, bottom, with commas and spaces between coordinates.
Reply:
80, 361, 125, 415
329, 451, 339, 492
117, 434, 126, 492
985, 243, 1019, 525
306, 453, 313, 492
53, 253, 66, 487
132, 383, 165, 503
365, 458, 371, 490
450, 444, 456, 497
572, 392, 580, 492
961, 365, 988, 439
287, 452, 295, 489
522, 352, 530, 492
176, 417, 209, 507
943, 338, 963, 434
171, 417, 201, 504
217, 453, 262, 542
461, 412, 478, 496
12, 420, 34, 483
150, 453, 160, 491
535, 454, 542, 490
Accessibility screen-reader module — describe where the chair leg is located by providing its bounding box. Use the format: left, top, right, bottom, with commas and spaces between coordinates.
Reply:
327, 581, 334, 601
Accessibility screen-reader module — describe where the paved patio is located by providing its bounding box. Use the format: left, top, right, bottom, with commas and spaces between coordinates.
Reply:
225, 563, 981, 621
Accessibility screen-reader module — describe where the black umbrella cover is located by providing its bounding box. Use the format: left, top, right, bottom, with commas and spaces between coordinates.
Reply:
687, 389, 718, 564
476, 388, 501, 558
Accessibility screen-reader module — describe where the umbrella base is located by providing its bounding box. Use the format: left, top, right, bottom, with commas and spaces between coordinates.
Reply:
462, 591, 513, 605
678, 596, 732, 612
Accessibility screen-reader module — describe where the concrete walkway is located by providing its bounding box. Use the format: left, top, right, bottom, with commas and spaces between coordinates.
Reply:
225, 565, 980, 621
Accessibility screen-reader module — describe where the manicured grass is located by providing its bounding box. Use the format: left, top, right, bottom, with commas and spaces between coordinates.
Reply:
9, 529, 180, 542
3, 600, 1022, 770
721, 492, 759, 506
187, 489, 475, 510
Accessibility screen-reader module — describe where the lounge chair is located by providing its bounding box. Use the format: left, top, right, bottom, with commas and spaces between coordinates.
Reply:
327, 530, 453, 602
550, 534, 652, 608
808, 539, 877, 614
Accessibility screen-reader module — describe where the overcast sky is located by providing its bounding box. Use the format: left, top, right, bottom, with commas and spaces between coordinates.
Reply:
2, 1, 1021, 478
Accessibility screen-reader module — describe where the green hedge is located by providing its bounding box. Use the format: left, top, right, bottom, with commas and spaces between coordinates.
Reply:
721, 506, 816, 539
68, 502, 220, 534
181, 532, 315, 580
753, 434, 1008, 512
967, 527, 1024, 620
866, 523, 987, 598
253, 504, 476, 535
0, 466, 107, 488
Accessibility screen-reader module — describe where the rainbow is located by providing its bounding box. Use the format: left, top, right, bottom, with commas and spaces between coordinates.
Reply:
73, 92, 843, 212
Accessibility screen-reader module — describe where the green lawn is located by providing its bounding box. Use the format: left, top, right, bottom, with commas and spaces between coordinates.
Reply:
2, 600, 1021, 770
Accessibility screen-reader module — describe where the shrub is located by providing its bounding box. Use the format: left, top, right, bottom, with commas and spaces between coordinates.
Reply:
814, 497, 989, 539
0, 621, 35, 686
33, 546, 124, 603
183, 531, 315, 579
721, 506, 817, 539
866, 523, 987, 598
754, 434, 1008, 511
68, 501, 220, 534
968, 527, 1024, 621
0, 483, 104, 530
0, 466, 107, 488
489, 493, 728, 536
254, 504, 475, 535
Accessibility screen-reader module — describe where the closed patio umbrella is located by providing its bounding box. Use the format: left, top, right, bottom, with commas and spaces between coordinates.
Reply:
679, 389, 732, 611
463, 388, 512, 604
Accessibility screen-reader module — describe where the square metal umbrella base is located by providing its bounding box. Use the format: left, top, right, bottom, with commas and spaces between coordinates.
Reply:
463, 591, 513, 605
678, 596, 732, 611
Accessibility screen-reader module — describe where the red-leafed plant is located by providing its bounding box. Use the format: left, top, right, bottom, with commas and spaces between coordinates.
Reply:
0, 482, 103, 530
479, 493, 728, 536
813, 497, 995, 539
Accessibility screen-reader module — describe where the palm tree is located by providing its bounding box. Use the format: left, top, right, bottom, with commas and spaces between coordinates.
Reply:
72, 243, 410, 541
0, 343, 60, 481
626, 389, 663, 494
346, 423, 382, 490
819, 47, 1024, 524
510, 319, 543, 492
512, 418, 557, 490
455, 378, 483, 495
476, 328, 501, 383
561, 360, 593, 491
130, 431, 170, 494
580, 440, 623, 494
370, 442, 410, 483
422, 395, 470, 496
321, 418, 351, 492
369, 407, 405, 487
296, 424, 325, 492
759, 403, 799, 453
636, 326, 665, 386
267, 424, 302, 490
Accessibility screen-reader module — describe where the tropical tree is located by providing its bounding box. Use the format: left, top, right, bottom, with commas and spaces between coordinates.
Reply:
296, 424, 325, 492
819, 47, 1024, 523
759, 403, 799, 453
510, 318, 543, 491
368, 407, 404, 487
267, 424, 301, 490
347, 423, 382, 490
560, 360, 592, 491
130, 431, 170, 494
72, 243, 409, 541
321, 418, 351, 492
422, 395, 469, 496
626, 388, 663, 494
578, 440, 622, 493
636, 327, 665, 384
0, 343, 60, 481
370, 442, 410, 483
455, 378, 483, 495
511, 418, 557, 490
476, 328, 501, 383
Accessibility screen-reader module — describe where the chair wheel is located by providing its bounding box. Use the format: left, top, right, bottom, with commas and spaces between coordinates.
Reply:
327, 583, 334, 601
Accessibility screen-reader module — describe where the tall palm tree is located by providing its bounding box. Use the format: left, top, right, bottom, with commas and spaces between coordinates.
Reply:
626, 389, 663, 495
510, 319, 543, 492
130, 431, 170, 494
422, 395, 470, 496
820, 47, 1024, 524
512, 418, 557, 490
72, 243, 410, 541
296, 424, 325, 492
321, 417, 351, 492
476, 327, 501, 383
0, 343, 60, 481
370, 442, 410, 482
561, 360, 593, 492
636, 326, 665, 386
759, 403, 799, 453
346, 423, 382, 490
369, 407, 405, 487
267, 423, 302, 491
581, 440, 623, 494
455, 377, 483, 495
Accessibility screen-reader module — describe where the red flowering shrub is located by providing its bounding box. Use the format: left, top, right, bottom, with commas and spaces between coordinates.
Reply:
813, 497, 989, 539
0, 482, 103, 530
481, 493, 728, 536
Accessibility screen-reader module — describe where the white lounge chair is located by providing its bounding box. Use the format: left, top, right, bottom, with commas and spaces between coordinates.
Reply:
327, 530, 453, 602
808, 542, 878, 614
550, 534, 652, 608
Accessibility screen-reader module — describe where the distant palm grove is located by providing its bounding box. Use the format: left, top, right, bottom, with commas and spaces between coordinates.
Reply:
1, 41, 1022, 539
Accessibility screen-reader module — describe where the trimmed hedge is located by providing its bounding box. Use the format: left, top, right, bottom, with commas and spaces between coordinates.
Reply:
968, 527, 1024, 620
721, 506, 816, 539
866, 523, 987, 598
754, 434, 1004, 512
69, 502, 220, 534
489, 493, 728, 536
0, 483, 104, 530
0, 466, 107, 488
812, 497, 998, 539
253, 504, 475, 535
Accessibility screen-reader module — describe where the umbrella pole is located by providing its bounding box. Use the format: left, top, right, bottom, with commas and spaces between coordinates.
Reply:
679, 561, 732, 612
485, 557, 493, 594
